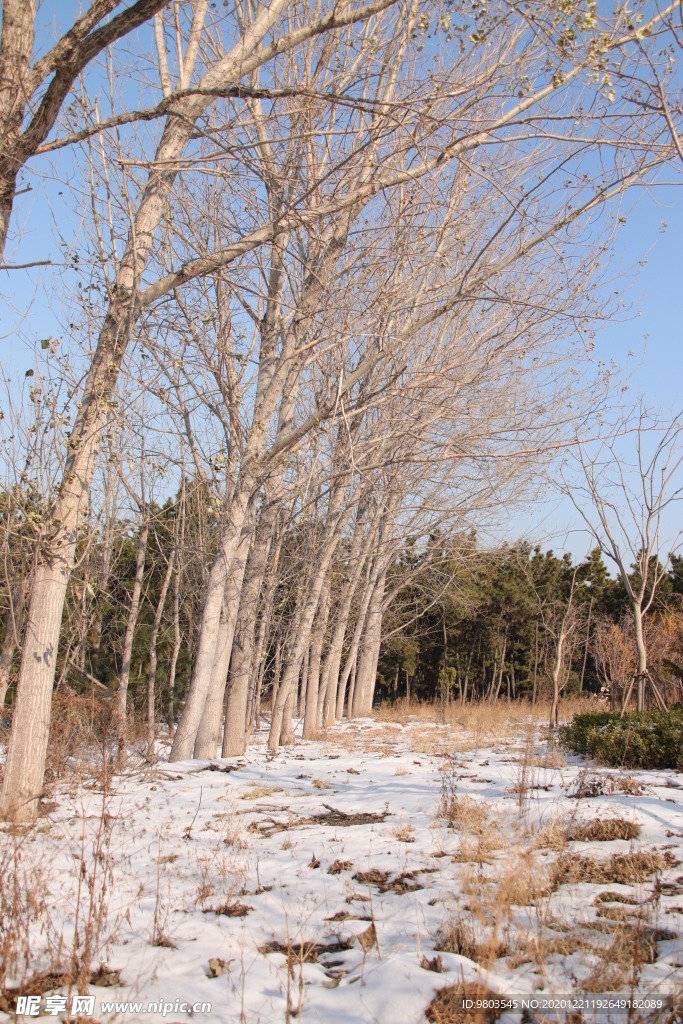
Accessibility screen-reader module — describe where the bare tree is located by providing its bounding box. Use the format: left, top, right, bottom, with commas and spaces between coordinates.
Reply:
3, 0, 682, 816
567, 409, 683, 711
0, 0, 173, 262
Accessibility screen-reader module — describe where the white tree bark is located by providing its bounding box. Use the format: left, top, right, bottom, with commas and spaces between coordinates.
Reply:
193, 520, 253, 758
0, 576, 27, 708
351, 569, 386, 717
302, 578, 330, 739
116, 521, 148, 770
146, 549, 175, 758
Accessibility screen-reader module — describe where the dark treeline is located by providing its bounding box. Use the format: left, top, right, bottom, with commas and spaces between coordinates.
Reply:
3, 479, 682, 738
376, 537, 683, 713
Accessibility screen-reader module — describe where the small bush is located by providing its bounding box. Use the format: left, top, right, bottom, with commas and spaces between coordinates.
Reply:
560, 708, 683, 770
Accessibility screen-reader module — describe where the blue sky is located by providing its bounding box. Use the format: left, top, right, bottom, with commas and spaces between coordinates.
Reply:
0, 1, 681, 562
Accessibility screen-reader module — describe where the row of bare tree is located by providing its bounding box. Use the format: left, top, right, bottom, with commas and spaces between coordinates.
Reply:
0, 0, 681, 820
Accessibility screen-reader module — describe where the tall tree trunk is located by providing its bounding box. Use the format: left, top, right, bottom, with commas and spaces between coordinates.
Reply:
493, 627, 507, 703
117, 521, 148, 770
579, 596, 592, 692
146, 550, 175, 759
193, 515, 254, 758
270, 637, 283, 715
318, 498, 374, 722
633, 602, 647, 713
222, 500, 280, 755
0, 576, 28, 708
298, 649, 309, 718
268, 497, 352, 750
279, 686, 297, 746
246, 536, 281, 736
0, 0, 284, 819
532, 621, 539, 706
302, 579, 330, 738
549, 629, 565, 729
170, 487, 251, 761
351, 570, 385, 717
167, 557, 181, 738
330, 563, 376, 723
0, 0, 36, 259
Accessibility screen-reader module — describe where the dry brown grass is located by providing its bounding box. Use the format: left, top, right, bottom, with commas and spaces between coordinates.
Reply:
567, 818, 641, 842
568, 769, 644, 799
500, 868, 551, 906
376, 697, 602, 749
551, 850, 676, 888
594, 891, 640, 906
531, 815, 571, 852
580, 921, 677, 991
435, 914, 508, 965
438, 787, 504, 864
241, 783, 286, 799
426, 982, 506, 1024
44, 690, 114, 787
0, 795, 122, 1007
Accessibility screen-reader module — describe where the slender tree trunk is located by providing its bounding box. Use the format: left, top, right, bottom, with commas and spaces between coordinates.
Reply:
0, 576, 27, 708
331, 564, 376, 722
222, 501, 281, 755
462, 643, 474, 706
633, 602, 647, 713
193, 515, 254, 758
532, 621, 539, 706
549, 630, 565, 729
270, 637, 283, 714
146, 550, 175, 759
579, 596, 592, 692
298, 646, 309, 719
0, 0, 36, 260
246, 536, 281, 735
303, 579, 330, 738
0, 0, 285, 820
279, 686, 297, 746
268, 496, 353, 750
493, 627, 507, 703
347, 654, 359, 714
117, 521, 149, 770
319, 501, 374, 722
167, 558, 181, 738
351, 570, 385, 717
170, 488, 251, 761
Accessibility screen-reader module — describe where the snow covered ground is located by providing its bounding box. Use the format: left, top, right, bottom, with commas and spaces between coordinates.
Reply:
1, 715, 681, 1023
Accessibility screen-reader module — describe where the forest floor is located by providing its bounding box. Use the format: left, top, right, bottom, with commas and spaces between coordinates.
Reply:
1, 705, 682, 1024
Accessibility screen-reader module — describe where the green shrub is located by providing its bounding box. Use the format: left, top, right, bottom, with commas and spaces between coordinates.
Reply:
560, 707, 683, 771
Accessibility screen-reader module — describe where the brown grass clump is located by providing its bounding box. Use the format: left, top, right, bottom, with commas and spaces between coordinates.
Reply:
595, 904, 634, 922
426, 982, 507, 1024
328, 859, 352, 875
581, 923, 676, 991
582, 962, 630, 993
45, 689, 114, 784
494, 858, 551, 906
551, 850, 674, 888
353, 868, 390, 886
593, 891, 640, 906
438, 789, 503, 864
377, 697, 600, 731
567, 818, 641, 842
532, 816, 570, 852
438, 917, 507, 962
568, 769, 644, 799
241, 783, 285, 799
